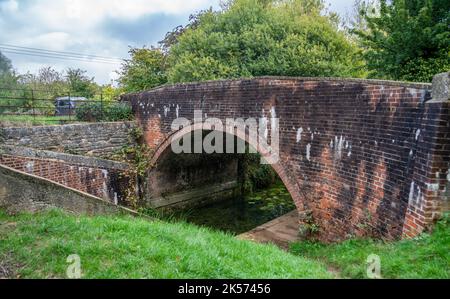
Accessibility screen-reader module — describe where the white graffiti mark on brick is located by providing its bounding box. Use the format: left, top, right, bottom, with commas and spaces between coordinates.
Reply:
306, 144, 311, 161
415, 129, 421, 141
296, 127, 303, 143
24, 161, 34, 173
408, 181, 424, 208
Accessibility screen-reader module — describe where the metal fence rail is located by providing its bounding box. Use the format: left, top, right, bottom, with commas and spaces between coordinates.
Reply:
0, 87, 126, 125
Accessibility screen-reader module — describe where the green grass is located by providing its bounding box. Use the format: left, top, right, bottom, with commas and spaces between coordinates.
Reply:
0, 209, 333, 279
290, 215, 450, 279
0, 115, 76, 126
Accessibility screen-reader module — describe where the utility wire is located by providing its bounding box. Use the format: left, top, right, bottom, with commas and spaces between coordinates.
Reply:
1, 49, 122, 65
0, 44, 124, 65
0, 48, 122, 62
0, 48, 120, 63
0, 44, 123, 61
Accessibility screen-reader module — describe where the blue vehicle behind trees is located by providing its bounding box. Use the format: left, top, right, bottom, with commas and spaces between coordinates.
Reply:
54, 96, 87, 116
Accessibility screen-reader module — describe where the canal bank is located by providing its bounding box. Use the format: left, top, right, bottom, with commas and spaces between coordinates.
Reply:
238, 211, 300, 250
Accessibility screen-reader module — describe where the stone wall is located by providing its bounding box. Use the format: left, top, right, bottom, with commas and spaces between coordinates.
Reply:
0, 122, 136, 157
0, 164, 136, 216
0, 146, 131, 205
123, 73, 450, 242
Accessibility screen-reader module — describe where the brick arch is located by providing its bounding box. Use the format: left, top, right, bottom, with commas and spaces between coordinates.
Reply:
149, 122, 307, 212
123, 74, 449, 242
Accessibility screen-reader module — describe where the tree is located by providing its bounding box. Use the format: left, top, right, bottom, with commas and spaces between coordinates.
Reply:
0, 52, 25, 113
0, 50, 17, 90
355, 0, 450, 82
18, 67, 67, 94
100, 84, 122, 103
0, 51, 13, 76
118, 47, 168, 92
158, 9, 212, 54
342, 0, 378, 33
65, 68, 98, 98
167, 0, 366, 83
37, 67, 64, 86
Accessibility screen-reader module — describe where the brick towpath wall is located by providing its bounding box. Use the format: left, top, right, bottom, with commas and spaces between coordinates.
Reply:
0, 146, 131, 205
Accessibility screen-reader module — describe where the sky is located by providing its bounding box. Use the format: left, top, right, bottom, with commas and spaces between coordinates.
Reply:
0, 0, 355, 85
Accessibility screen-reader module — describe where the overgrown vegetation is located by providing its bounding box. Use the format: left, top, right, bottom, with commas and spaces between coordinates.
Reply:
117, 0, 366, 91
118, 47, 168, 93
239, 152, 277, 195
75, 101, 133, 122
298, 211, 321, 239
0, 209, 333, 279
167, 0, 366, 82
290, 214, 450, 278
0, 53, 124, 122
0, 65, 106, 111
111, 127, 154, 208
354, 0, 450, 82
0, 51, 12, 76
115, 0, 449, 89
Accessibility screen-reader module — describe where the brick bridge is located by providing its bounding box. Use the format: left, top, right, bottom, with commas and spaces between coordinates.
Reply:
123, 73, 450, 242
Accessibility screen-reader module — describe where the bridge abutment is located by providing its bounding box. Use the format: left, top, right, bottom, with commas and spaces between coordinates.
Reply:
145, 150, 242, 210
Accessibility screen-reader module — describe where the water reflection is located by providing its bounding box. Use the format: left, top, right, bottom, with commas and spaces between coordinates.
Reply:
173, 181, 296, 235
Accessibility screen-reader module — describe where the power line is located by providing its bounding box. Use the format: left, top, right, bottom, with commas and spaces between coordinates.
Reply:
1, 48, 122, 64
1, 49, 122, 65
0, 48, 121, 63
0, 44, 124, 65
0, 44, 123, 61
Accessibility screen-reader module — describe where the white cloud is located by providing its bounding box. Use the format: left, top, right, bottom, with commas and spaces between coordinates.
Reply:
1, 0, 221, 83
326, 0, 354, 17
27, 32, 73, 51
66, 0, 215, 19
26, 0, 217, 28
0, 0, 352, 84
0, 0, 18, 13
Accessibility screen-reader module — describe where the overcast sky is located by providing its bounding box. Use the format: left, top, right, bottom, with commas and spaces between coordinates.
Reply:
0, 0, 355, 85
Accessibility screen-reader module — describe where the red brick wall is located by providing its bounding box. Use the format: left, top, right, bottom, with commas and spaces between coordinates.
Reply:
122, 77, 449, 242
0, 154, 128, 205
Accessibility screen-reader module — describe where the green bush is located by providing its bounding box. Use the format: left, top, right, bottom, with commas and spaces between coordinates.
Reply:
105, 102, 133, 121
75, 101, 133, 122
241, 153, 277, 194
75, 102, 103, 122
168, 0, 366, 83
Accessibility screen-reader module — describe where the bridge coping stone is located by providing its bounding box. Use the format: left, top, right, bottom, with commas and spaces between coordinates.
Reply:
0, 145, 129, 170
123, 76, 432, 96
431, 72, 450, 101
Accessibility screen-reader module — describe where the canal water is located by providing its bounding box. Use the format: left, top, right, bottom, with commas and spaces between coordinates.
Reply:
172, 181, 296, 235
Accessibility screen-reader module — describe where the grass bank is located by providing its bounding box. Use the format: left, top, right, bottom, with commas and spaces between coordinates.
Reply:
290, 215, 449, 279
0, 115, 75, 126
0, 209, 332, 279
